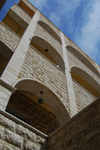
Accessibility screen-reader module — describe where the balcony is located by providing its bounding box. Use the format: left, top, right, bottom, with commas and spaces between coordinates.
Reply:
34, 24, 63, 59
0, 22, 20, 52
7, 4, 31, 28
19, 45, 70, 114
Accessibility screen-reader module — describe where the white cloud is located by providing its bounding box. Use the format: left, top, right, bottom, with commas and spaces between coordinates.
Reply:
75, 0, 100, 63
49, 13, 61, 26
29, 0, 47, 11
49, 0, 82, 33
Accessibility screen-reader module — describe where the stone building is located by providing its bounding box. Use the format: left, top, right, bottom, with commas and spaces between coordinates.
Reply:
0, 0, 100, 149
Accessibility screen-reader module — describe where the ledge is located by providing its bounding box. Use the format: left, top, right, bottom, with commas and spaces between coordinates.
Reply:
0, 110, 48, 138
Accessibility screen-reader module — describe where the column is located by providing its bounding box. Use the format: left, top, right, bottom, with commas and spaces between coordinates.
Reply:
60, 32, 78, 117
0, 10, 41, 111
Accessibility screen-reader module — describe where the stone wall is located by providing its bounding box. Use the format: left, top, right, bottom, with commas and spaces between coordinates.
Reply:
73, 80, 96, 112
65, 36, 99, 73
0, 22, 20, 52
48, 97, 100, 150
67, 50, 100, 85
39, 15, 61, 40
19, 46, 70, 113
6, 91, 59, 135
34, 24, 63, 58
0, 111, 47, 150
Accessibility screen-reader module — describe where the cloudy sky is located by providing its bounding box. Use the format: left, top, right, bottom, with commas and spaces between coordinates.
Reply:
0, 0, 100, 65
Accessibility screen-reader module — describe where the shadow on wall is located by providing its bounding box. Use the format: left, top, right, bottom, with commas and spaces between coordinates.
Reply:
0, 40, 13, 77
31, 36, 65, 71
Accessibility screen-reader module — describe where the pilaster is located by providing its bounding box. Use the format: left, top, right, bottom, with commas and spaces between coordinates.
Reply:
60, 32, 78, 117
1, 10, 41, 86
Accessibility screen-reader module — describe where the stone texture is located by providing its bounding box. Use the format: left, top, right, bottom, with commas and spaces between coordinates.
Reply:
67, 50, 100, 88
39, 15, 61, 40
0, 114, 16, 131
0, 112, 47, 150
73, 80, 96, 112
48, 98, 100, 150
0, 139, 4, 150
0, 22, 20, 52
0, 125, 4, 139
25, 140, 40, 150
34, 24, 63, 58
6, 90, 59, 135
19, 46, 69, 112
4, 129, 23, 147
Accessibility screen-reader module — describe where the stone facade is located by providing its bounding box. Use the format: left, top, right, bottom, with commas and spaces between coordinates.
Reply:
0, 111, 47, 150
0, 22, 20, 52
48, 97, 100, 150
6, 90, 59, 135
0, 0, 100, 149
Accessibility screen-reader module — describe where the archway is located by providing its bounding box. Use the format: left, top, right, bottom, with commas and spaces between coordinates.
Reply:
38, 21, 61, 43
0, 40, 13, 77
67, 46, 99, 74
71, 66, 100, 97
30, 36, 65, 71
6, 79, 70, 134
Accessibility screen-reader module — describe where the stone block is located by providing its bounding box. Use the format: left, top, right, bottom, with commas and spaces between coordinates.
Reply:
0, 125, 5, 139
0, 139, 4, 150
4, 141, 14, 150
25, 140, 40, 150
25, 129, 36, 142
50, 134, 57, 146
4, 129, 23, 148
37, 135, 47, 147
0, 114, 16, 132
16, 124, 26, 136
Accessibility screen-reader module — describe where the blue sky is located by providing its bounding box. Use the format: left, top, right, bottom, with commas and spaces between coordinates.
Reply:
0, 0, 100, 65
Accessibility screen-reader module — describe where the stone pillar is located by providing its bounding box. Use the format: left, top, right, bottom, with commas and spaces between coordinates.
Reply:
60, 32, 78, 117
1, 10, 41, 85
0, 79, 15, 111
0, 10, 41, 111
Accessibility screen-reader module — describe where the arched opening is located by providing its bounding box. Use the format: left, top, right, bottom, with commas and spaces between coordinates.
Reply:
30, 36, 65, 71
0, 40, 13, 77
38, 21, 62, 43
67, 46, 99, 75
6, 79, 70, 134
71, 66, 100, 97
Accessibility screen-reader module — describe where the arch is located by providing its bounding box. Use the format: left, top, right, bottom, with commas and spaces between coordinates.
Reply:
71, 66, 100, 97
0, 40, 13, 76
67, 46, 99, 75
38, 21, 62, 43
31, 36, 65, 71
12, 78, 70, 126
